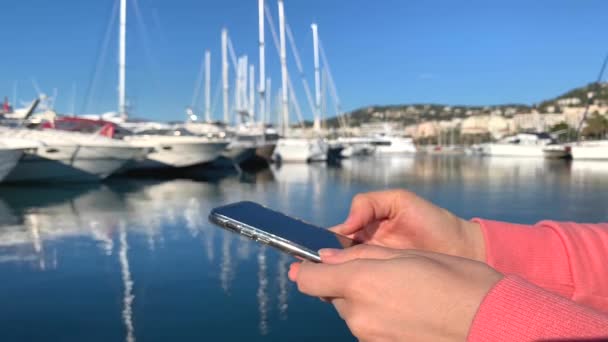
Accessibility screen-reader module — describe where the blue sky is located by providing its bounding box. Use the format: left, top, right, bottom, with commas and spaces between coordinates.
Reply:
1, 0, 607, 122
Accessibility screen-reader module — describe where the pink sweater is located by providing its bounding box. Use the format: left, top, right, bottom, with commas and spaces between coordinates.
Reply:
468, 220, 608, 341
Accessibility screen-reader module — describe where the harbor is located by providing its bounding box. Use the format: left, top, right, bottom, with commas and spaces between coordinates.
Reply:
0, 156, 607, 340
1, 0, 608, 184
1, 0, 608, 340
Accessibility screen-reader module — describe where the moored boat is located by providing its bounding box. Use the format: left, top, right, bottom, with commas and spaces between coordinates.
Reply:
482, 133, 570, 159
272, 137, 328, 163
570, 140, 608, 160
372, 134, 417, 154
0, 128, 147, 183
123, 134, 229, 170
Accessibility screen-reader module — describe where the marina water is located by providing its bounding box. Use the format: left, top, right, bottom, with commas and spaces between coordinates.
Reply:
0, 156, 606, 341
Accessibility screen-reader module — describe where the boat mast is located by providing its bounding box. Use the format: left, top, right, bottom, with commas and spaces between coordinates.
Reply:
222, 28, 230, 124
266, 78, 271, 124
321, 68, 327, 130
118, 0, 127, 118
258, 0, 266, 125
204, 50, 211, 122
278, 0, 289, 136
311, 23, 321, 133
249, 64, 255, 121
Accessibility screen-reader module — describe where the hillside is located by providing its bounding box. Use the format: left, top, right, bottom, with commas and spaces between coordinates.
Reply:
320, 82, 608, 128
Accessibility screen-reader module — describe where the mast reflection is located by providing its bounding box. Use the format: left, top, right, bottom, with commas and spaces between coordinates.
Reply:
220, 232, 234, 294
257, 246, 269, 335
277, 253, 290, 320
119, 223, 135, 342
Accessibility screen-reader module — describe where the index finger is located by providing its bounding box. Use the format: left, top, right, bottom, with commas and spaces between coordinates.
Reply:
332, 190, 405, 236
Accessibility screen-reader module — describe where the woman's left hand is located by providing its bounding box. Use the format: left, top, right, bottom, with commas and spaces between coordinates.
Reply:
289, 245, 503, 342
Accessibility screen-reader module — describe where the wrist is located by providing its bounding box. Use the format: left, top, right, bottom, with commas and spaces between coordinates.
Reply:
459, 219, 486, 263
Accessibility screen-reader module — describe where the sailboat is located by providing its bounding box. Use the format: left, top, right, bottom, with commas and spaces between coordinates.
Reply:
568, 54, 608, 161
79, 0, 229, 171
270, 1, 328, 163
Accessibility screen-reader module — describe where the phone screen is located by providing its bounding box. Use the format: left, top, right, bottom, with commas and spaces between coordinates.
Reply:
210, 201, 358, 252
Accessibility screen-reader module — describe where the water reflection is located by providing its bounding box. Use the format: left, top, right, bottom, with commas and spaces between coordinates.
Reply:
220, 232, 234, 294
0, 157, 606, 340
277, 253, 290, 319
0, 177, 298, 340
119, 223, 135, 342
257, 246, 269, 335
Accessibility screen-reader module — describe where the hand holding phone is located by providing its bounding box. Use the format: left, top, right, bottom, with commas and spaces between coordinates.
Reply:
209, 201, 358, 262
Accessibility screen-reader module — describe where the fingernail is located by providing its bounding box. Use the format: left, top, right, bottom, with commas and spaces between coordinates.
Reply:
318, 248, 341, 259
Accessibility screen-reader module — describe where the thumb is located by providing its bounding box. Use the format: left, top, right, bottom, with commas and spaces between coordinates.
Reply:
319, 244, 404, 264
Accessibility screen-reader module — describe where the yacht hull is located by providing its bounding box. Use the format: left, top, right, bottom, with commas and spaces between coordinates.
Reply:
571, 141, 608, 160
5, 145, 145, 183
374, 137, 417, 154
255, 143, 276, 161
126, 141, 229, 170
0, 149, 24, 182
222, 145, 258, 165
483, 144, 569, 158
273, 138, 328, 163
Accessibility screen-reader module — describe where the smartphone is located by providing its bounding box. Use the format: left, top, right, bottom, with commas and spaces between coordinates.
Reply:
209, 201, 358, 262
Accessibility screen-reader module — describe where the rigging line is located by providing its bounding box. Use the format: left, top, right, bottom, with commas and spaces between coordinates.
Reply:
319, 39, 346, 126
576, 52, 608, 142
227, 36, 239, 72
264, 3, 304, 126
285, 20, 316, 120
288, 81, 305, 128
150, 8, 168, 46
31, 78, 43, 96
133, 0, 163, 101
210, 75, 223, 121
82, 0, 119, 114
191, 54, 206, 109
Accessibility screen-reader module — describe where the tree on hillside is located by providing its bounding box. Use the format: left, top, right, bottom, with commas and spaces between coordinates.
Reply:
582, 112, 608, 139
550, 122, 577, 142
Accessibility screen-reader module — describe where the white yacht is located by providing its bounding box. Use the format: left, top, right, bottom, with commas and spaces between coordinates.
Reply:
123, 133, 229, 170
333, 137, 376, 158
75, 114, 230, 170
570, 140, 608, 160
273, 137, 328, 163
222, 125, 278, 164
372, 134, 417, 154
0, 128, 147, 182
482, 133, 570, 158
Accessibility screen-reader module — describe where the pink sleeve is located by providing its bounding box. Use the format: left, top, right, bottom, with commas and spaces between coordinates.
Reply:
474, 219, 608, 312
468, 276, 608, 341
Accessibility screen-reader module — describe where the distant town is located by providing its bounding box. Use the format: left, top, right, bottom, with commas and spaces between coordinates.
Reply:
317, 82, 608, 144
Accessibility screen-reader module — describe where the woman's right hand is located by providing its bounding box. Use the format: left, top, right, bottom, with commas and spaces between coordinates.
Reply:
332, 189, 486, 262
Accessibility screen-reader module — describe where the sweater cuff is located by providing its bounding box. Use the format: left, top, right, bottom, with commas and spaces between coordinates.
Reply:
473, 218, 574, 297
468, 276, 608, 341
